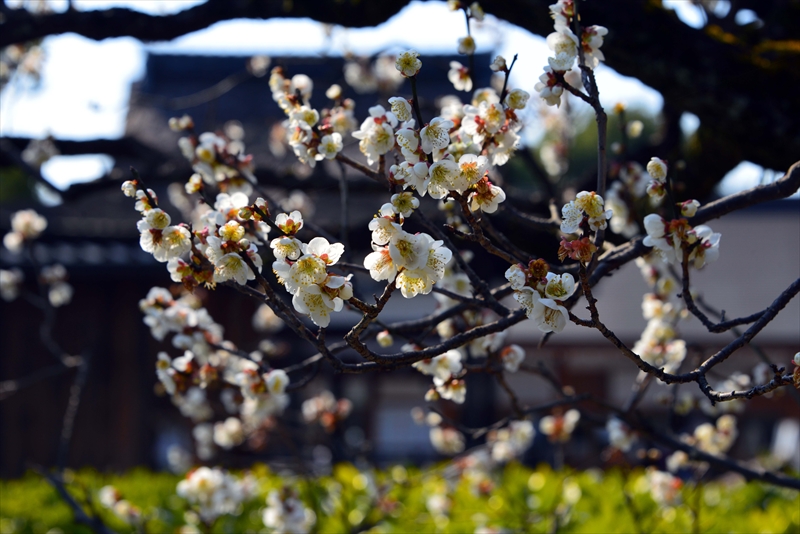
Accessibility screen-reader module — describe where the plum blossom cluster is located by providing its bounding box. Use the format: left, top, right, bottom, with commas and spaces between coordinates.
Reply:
540, 409, 580, 442
605, 160, 655, 238
632, 256, 688, 373
0, 268, 23, 302
263, 487, 316, 534
169, 115, 257, 196
302, 390, 353, 433
39, 263, 73, 307
412, 409, 463, 455
123, 179, 269, 289
271, 211, 352, 327
560, 191, 613, 235
269, 67, 352, 166
661, 416, 739, 483
644, 156, 668, 200
363, 201, 452, 299
487, 420, 535, 462
505, 259, 576, 333
97, 486, 142, 526
140, 286, 290, 458
413, 349, 466, 404
557, 191, 612, 263
343, 55, 403, 94
438, 84, 527, 168
3, 208, 47, 254
535, 0, 608, 107
606, 418, 636, 452
176, 467, 259, 524
643, 212, 721, 268
2, 210, 73, 307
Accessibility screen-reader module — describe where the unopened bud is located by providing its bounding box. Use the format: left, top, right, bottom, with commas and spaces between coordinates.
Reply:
377, 330, 394, 347
490, 55, 507, 72
121, 180, 136, 198
646, 180, 665, 199
238, 238, 250, 250
793, 352, 800, 367
238, 207, 253, 220
325, 84, 342, 100
679, 199, 700, 218
646, 157, 668, 181
626, 120, 644, 138
425, 388, 440, 402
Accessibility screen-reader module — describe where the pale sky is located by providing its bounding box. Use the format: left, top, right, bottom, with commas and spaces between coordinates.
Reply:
0, 0, 785, 197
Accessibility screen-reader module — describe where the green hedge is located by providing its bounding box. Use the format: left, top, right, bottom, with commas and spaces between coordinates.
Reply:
1, 464, 798, 533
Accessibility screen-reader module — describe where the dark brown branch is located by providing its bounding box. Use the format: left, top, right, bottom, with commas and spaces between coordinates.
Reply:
416, 208, 507, 316
680, 247, 767, 333
691, 159, 800, 225
0, 0, 410, 48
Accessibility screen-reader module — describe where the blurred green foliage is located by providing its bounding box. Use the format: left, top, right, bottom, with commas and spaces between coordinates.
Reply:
1, 463, 798, 533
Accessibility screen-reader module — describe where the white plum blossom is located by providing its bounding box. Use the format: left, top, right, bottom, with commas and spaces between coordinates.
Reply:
687, 225, 721, 268
213, 417, 245, 449
177, 467, 257, 523
647, 157, 668, 181
513, 287, 541, 319
377, 330, 394, 347
500, 344, 525, 373
273, 254, 326, 295
395, 126, 422, 164
560, 202, 583, 234
489, 420, 535, 462
270, 236, 303, 261
318, 133, 343, 159
420, 117, 455, 154
580, 25, 609, 69
680, 199, 700, 218
469, 177, 506, 213
546, 30, 578, 71
490, 55, 507, 72
447, 61, 472, 92
388, 96, 413, 122
504, 264, 526, 290
206, 236, 257, 285
532, 297, 570, 333
352, 105, 397, 165
303, 237, 344, 266
292, 283, 342, 327
390, 192, 420, 217
534, 66, 564, 107
540, 409, 580, 442
10, 209, 47, 239
395, 50, 422, 77
413, 349, 462, 381
458, 153, 488, 187
435, 377, 466, 404
430, 426, 465, 455
425, 155, 461, 199
364, 245, 397, 282
543, 272, 576, 300
138, 214, 192, 263
369, 204, 401, 245
265, 369, 289, 395
607, 418, 635, 452
504, 88, 530, 110
0, 269, 24, 301
263, 488, 315, 534
458, 35, 476, 55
